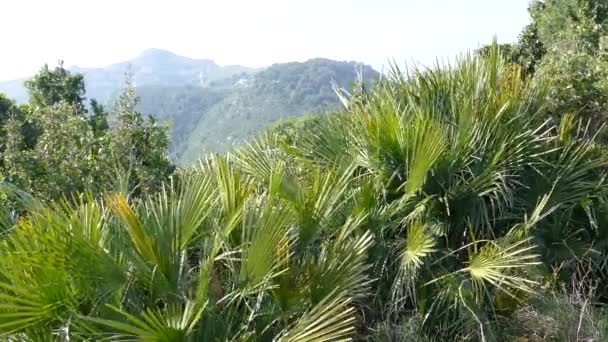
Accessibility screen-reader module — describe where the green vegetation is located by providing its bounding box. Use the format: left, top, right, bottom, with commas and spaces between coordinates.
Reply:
0, 64, 174, 203
0, 40, 607, 339
178, 59, 378, 162
482, 0, 608, 135
1, 54, 378, 164
2, 1, 608, 339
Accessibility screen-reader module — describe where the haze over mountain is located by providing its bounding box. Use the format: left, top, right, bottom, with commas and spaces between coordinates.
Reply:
0, 49, 256, 104
0, 49, 378, 163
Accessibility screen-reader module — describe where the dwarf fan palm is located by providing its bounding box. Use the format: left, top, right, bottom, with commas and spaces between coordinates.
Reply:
0, 43, 607, 341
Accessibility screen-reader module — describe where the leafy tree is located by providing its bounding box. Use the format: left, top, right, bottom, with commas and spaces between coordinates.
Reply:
22, 103, 98, 199
0, 94, 16, 153
2, 66, 99, 200
1, 67, 174, 202
503, 0, 608, 132
0, 93, 14, 122
24, 61, 87, 113
0, 95, 19, 210
0, 97, 34, 178
88, 98, 109, 137
478, 1, 608, 132
23, 62, 111, 138
511, 19, 546, 75
108, 74, 175, 196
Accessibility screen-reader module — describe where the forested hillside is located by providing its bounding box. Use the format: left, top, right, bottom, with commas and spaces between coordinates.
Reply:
176, 58, 378, 162
1, 0, 608, 340
0, 51, 378, 163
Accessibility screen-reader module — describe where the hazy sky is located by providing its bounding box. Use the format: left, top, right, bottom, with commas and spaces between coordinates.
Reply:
1, 0, 531, 80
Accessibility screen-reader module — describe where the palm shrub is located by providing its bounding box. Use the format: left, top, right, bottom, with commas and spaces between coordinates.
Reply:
241, 44, 608, 339
0, 44, 606, 340
0, 156, 373, 340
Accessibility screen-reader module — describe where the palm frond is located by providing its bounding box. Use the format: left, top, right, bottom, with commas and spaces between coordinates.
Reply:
464, 239, 541, 299
239, 199, 295, 290
83, 301, 206, 341
275, 291, 356, 342
308, 215, 374, 303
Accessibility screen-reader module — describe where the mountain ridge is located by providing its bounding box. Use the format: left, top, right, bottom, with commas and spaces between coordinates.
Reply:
0, 49, 379, 164
0, 49, 257, 103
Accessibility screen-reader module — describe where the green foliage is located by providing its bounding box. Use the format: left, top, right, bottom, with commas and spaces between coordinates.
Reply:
24, 61, 87, 113
511, 21, 546, 75
267, 114, 326, 147
15, 103, 98, 198
477, 1, 608, 135
475, 43, 514, 61
0, 43, 607, 340
0, 94, 17, 159
178, 58, 378, 163
238, 44, 608, 339
1, 54, 379, 163
0, 66, 174, 203
106, 75, 175, 196
504, 0, 608, 134
88, 99, 109, 136
0, 158, 375, 340
0, 93, 15, 122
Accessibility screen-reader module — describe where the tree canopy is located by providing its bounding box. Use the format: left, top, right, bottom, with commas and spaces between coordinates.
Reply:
481, 0, 608, 134
0, 63, 174, 203
24, 61, 87, 112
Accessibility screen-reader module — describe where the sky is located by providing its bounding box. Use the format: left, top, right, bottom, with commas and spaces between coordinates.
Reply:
0, 0, 532, 80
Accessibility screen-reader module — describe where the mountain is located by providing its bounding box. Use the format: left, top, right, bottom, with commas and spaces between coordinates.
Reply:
0, 49, 255, 103
134, 58, 378, 163
175, 59, 378, 163
0, 50, 379, 164
0, 79, 28, 103
74, 49, 255, 104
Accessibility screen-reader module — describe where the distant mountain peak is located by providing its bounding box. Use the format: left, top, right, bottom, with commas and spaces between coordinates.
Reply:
133, 48, 193, 65
137, 48, 180, 59
131, 49, 218, 68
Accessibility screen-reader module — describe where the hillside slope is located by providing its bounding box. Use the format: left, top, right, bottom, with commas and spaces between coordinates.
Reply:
0, 52, 378, 163
178, 58, 378, 163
